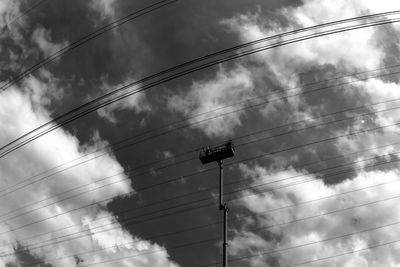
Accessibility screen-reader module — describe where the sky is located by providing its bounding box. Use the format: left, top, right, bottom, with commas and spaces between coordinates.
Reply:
2, 0, 400, 266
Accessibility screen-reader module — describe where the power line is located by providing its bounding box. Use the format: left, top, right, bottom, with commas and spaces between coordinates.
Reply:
1, 103, 398, 229
19, 174, 400, 266
10, 174, 400, 265
0, 0, 178, 92
4, 139, 397, 251
287, 239, 400, 267
1, 7, 395, 94
22, 190, 400, 267
3, 143, 400, 257
1, 66, 399, 203
202, 221, 400, 267
22, 221, 219, 266
0, 5, 400, 266
0, 0, 47, 32
1, 13, 399, 160
10, 61, 400, 194
2, 117, 399, 236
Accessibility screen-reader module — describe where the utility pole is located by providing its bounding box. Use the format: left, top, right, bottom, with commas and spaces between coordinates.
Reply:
199, 141, 235, 267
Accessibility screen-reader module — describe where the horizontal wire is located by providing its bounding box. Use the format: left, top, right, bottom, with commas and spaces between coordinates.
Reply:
1, 13, 399, 161
0, 0, 47, 32
7, 140, 399, 252
3, 142, 400, 256
2, 11, 400, 260
1, 105, 398, 234
1, 60, 399, 203
287, 239, 400, 267
8, 60, 400, 199
203, 221, 400, 267
0, 0, 178, 92
20, 174, 400, 266
3, 118, 399, 235
1, 101, 398, 228
0, 5, 400, 266
34, 195, 400, 267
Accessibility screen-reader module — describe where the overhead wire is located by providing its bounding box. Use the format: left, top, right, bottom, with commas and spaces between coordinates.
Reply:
4, 139, 399, 251
17, 186, 400, 266
2, 9, 400, 262
2, 63, 400, 202
0, 0, 178, 92
201, 221, 400, 267
3, 137, 400, 257
3, 109, 400, 228
19, 172, 400, 266
2, 12, 400, 160
1, 101, 399, 228
10, 60, 400, 194
0, 0, 47, 32
2, 7, 398, 93
2, 15, 399, 159
6, 169, 400, 263
0, 4, 400, 267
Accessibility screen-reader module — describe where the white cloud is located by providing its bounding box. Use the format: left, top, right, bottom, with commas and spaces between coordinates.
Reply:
96, 77, 152, 124
0, 78, 178, 266
89, 0, 116, 21
231, 164, 400, 266
220, 0, 400, 125
223, 0, 393, 73
0, 0, 21, 29
31, 26, 69, 59
221, 2, 400, 262
168, 65, 254, 137
166, 0, 400, 139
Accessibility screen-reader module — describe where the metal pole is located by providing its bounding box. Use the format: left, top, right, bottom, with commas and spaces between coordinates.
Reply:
223, 204, 229, 267
218, 160, 223, 210
218, 160, 228, 267
199, 142, 234, 267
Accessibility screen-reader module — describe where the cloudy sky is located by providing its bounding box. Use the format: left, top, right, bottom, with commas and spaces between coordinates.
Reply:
2, 0, 400, 266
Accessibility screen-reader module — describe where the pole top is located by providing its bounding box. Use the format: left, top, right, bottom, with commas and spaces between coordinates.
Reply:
199, 141, 235, 165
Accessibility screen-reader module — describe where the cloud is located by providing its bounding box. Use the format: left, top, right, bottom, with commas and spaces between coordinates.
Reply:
0, 0, 20, 29
223, 0, 390, 73
217, 2, 400, 266
166, 0, 400, 140
95, 76, 152, 124
31, 26, 69, 59
167, 65, 255, 137
0, 77, 178, 266
219, 0, 400, 125
230, 164, 400, 266
89, 0, 116, 22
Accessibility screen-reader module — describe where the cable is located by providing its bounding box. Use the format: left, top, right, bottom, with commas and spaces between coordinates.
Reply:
0, 6, 400, 266
0, 0, 47, 31
1, 13, 399, 160
2, 65, 400, 202
0, 0, 178, 92
1, 8, 396, 95
1, 103, 398, 227
23, 221, 219, 266
3, 16, 398, 159
2, 118, 399, 240
287, 239, 400, 267
3, 142, 400, 256
19, 174, 400, 266
202, 222, 400, 266
5, 139, 398, 251
10, 173, 400, 264
5, 63, 400, 198
20, 190, 400, 267
13, 60, 400, 192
